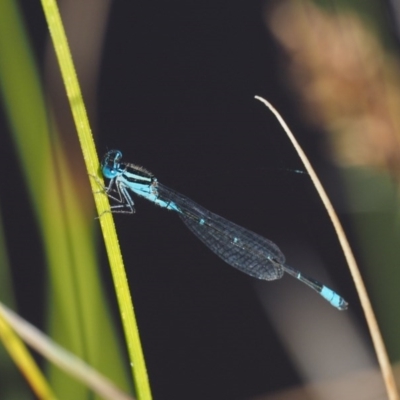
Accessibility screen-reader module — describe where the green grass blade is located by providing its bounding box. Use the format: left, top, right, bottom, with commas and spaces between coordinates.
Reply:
0, 307, 57, 400
40, 0, 152, 398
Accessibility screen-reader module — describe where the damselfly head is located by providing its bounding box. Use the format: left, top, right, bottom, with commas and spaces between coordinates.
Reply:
102, 150, 123, 179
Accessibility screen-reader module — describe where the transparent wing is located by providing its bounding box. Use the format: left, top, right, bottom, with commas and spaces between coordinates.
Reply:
157, 184, 284, 281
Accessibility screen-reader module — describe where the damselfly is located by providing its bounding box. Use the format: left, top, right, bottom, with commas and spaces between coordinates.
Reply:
98, 150, 348, 310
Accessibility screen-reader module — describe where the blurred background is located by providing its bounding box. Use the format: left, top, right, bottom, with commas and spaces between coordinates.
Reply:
1, 0, 400, 399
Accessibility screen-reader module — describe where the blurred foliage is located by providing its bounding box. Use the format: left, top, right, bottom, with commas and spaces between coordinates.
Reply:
0, 206, 32, 399
267, 0, 400, 361
0, 0, 131, 397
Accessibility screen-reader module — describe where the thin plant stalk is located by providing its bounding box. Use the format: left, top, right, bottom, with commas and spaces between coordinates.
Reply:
255, 95, 398, 400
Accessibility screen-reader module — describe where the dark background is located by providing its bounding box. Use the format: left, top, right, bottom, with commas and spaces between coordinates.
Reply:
1, 1, 363, 399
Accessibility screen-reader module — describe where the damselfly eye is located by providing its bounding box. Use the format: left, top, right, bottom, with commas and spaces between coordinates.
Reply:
108, 150, 122, 163
102, 165, 118, 179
